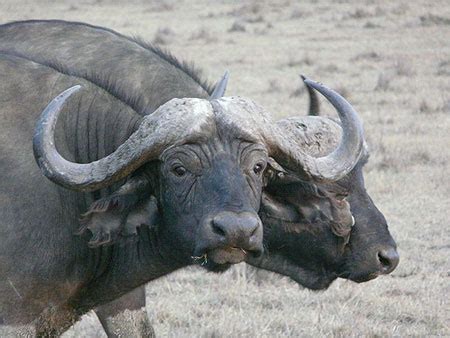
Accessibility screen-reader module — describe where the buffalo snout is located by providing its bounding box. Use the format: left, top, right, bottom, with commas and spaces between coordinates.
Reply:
195, 211, 264, 265
344, 243, 399, 283
212, 211, 261, 248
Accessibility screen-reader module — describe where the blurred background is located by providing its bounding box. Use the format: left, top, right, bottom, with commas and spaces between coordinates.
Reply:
1, 0, 449, 336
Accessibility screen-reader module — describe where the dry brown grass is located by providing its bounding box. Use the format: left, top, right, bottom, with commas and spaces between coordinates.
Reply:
375, 72, 393, 91
1, 0, 449, 336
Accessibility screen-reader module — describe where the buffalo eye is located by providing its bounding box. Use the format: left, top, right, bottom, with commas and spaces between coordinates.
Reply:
253, 162, 265, 176
172, 165, 187, 177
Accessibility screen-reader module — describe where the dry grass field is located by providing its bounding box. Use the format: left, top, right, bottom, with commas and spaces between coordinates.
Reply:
1, 0, 449, 336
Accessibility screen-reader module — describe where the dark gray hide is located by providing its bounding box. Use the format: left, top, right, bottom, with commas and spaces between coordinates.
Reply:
0, 21, 365, 185
0, 19, 213, 115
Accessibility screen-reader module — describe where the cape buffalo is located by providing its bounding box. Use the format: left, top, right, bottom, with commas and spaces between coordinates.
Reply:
0, 22, 365, 336
0, 20, 397, 336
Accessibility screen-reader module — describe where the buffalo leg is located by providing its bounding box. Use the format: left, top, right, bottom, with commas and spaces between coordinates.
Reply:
95, 286, 155, 338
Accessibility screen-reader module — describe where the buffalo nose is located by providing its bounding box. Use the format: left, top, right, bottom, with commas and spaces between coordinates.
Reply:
377, 247, 399, 274
211, 211, 262, 250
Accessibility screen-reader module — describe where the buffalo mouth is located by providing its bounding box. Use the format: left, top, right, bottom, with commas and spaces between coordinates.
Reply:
192, 246, 261, 269
208, 247, 248, 265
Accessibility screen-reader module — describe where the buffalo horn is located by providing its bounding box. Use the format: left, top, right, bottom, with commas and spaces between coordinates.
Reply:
33, 86, 213, 191
209, 70, 229, 100
266, 77, 364, 182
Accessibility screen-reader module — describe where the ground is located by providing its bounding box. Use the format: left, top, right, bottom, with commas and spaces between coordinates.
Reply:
1, 0, 449, 336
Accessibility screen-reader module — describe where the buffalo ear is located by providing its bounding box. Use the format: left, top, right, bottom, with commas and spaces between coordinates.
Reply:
260, 191, 320, 235
263, 158, 354, 242
264, 157, 303, 187
77, 176, 157, 247
122, 196, 160, 236
78, 195, 159, 247
260, 191, 299, 223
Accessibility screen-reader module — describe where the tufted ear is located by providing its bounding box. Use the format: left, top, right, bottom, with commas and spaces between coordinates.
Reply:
260, 191, 315, 235
260, 190, 325, 236
124, 196, 159, 234
77, 176, 159, 247
263, 169, 354, 241
260, 191, 298, 223
264, 157, 306, 188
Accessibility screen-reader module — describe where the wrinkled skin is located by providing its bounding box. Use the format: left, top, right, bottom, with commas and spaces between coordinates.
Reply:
81, 129, 267, 261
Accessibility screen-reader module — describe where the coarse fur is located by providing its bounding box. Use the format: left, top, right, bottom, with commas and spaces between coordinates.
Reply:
0, 20, 214, 116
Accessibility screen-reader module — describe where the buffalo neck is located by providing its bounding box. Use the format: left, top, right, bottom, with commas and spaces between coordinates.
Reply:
71, 224, 188, 314
58, 88, 142, 168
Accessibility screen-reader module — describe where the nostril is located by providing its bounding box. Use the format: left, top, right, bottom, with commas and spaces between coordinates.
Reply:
377, 248, 399, 273
211, 222, 226, 238
378, 252, 391, 268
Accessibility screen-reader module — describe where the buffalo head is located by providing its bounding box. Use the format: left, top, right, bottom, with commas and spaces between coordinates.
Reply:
33, 79, 365, 268
248, 79, 399, 288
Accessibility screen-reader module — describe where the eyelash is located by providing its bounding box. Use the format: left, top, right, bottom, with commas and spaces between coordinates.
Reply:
172, 165, 187, 177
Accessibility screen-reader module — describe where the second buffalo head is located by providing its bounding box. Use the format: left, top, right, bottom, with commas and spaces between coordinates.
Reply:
248, 79, 399, 288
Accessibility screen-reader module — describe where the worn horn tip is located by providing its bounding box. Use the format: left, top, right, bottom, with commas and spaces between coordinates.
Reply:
300, 74, 307, 81
303, 78, 326, 92
302, 76, 321, 90
220, 70, 230, 87
55, 84, 83, 101
67, 84, 82, 92
303, 77, 315, 86
209, 70, 230, 99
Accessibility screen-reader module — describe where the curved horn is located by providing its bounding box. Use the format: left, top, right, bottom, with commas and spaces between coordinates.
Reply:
267, 77, 364, 182
33, 86, 213, 192
300, 75, 320, 116
209, 70, 229, 100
